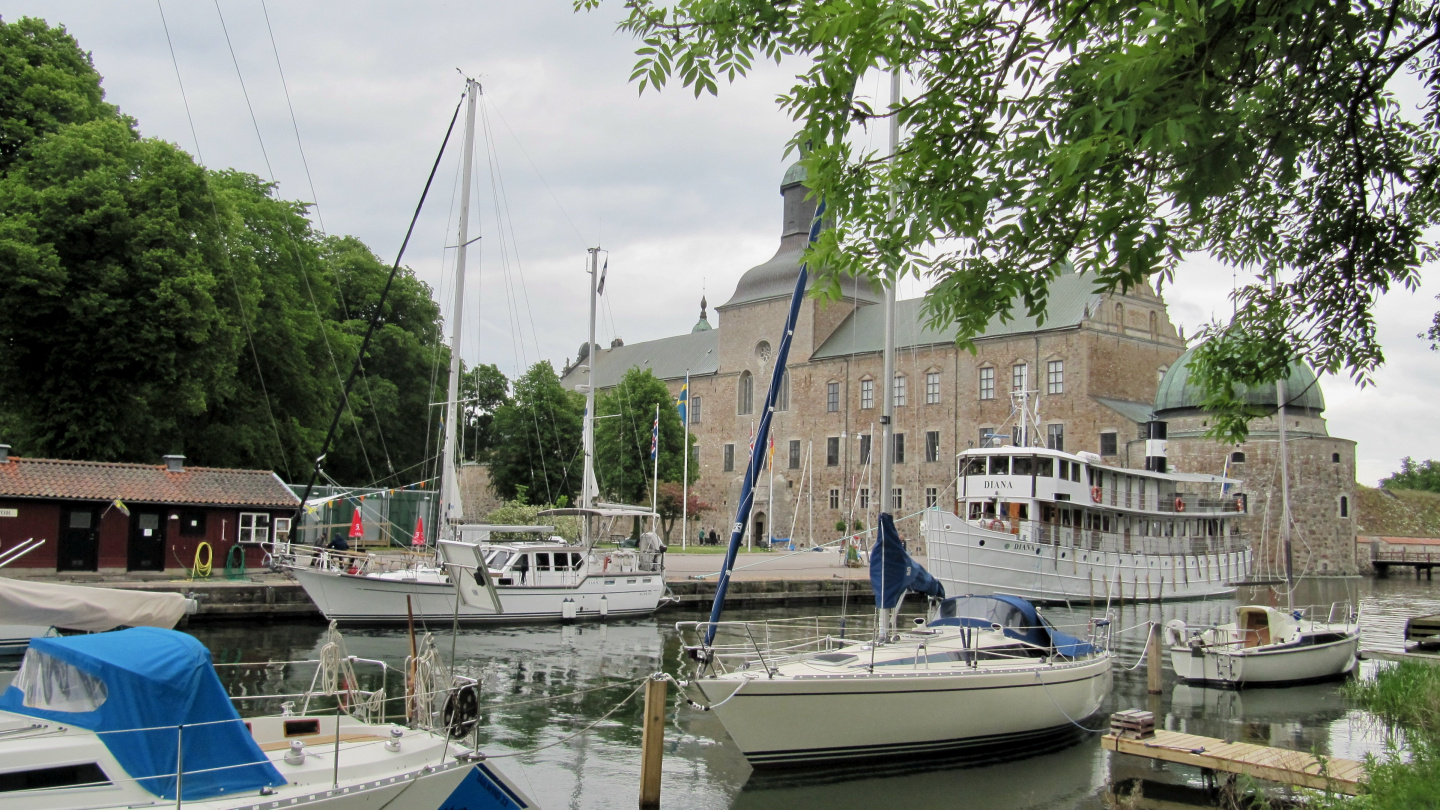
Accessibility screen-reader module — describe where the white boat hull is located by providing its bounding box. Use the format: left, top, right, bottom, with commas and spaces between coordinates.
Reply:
693, 656, 1111, 767
290, 566, 665, 624
922, 510, 1249, 604
1170, 633, 1360, 687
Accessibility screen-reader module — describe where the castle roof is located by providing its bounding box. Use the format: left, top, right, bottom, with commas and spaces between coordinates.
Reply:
566, 328, 719, 390
1154, 344, 1326, 416
811, 272, 1103, 359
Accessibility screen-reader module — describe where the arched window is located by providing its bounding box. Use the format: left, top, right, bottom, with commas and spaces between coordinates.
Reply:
776, 369, 790, 411
1230, 451, 1246, 463
1157, 366, 1168, 384
738, 371, 753, 415
1148, 310, 1158, 338
1115, 303, 1125, 330
1339, 496, 1350, 518
1332, 453, 1341, 463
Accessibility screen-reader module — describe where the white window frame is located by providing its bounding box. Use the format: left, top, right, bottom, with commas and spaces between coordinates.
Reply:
893, 374, 907, 407
238, 512, 271, 545
1047, 359, 1065, 394
979, 367, 995, 400
1012, 363, 1028, 393
925, 371, 941, 404
860, 378, 875, 410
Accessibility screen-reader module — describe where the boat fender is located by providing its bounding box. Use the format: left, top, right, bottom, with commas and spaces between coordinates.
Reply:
1090, 486, 1103, 503
603, 554, 612, 572
1164, 619, 1188, 647
1174, 497, 1185, 512
442, 684, 480, 739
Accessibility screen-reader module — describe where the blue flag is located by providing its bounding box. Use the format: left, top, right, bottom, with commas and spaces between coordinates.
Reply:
650, 412, 659, 461
676, 375, 689, 425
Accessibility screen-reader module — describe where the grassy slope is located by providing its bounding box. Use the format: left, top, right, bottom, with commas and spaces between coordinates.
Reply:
1357, 486, 1440, 538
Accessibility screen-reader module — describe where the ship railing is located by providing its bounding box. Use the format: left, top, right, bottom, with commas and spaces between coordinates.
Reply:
276, 543, 437, 577
982, 520, 1247, 557
1092, 490, 1244, 514
675, 615, 877, 675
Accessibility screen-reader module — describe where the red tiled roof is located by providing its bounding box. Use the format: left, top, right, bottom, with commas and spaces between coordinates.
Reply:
0, 457, 299, 509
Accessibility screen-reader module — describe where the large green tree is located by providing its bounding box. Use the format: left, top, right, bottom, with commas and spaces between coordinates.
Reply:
594, 368, 694, 504
0, 17, 450, 486
489, 361, 584, 504
585, 0, 1440, 440
459, 362, 509, 462
1382, 457, 1440, 493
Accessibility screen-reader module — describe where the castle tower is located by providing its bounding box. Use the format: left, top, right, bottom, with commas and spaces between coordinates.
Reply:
1154, 347, 1358, 576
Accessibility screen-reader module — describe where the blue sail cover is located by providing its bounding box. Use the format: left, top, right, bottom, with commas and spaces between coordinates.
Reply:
0, 627, 285, 799
869, 512, 945, 608
930, 594, 1095, 657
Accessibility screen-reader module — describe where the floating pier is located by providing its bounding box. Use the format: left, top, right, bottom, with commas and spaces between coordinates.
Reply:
1103, 727, 1367, 795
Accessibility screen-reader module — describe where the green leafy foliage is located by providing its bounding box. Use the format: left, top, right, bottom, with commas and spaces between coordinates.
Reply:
460, 362, 509, 462
583, 0, 1440, 440
0, 17, 449, 486
484, 499, 579, 542
488, 362, 584, 505
1381, 458, 1440, 494
594, 368, 693, 504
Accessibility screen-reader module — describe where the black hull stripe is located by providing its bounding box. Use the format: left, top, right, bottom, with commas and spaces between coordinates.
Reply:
320, 608, 658, 625
746, 721, 1094, 767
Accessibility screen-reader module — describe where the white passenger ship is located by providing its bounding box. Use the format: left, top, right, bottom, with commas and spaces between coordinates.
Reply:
922, 445, 1250, 604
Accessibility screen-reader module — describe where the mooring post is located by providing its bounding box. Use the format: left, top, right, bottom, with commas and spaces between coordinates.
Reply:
639, 673, 667, 809
1146, 622, 1162, 694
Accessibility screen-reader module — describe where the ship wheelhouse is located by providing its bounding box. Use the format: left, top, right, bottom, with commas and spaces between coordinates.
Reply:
955, 446, 1245, 560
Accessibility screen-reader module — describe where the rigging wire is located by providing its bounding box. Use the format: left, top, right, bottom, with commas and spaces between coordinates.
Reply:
210, 0, 387, 482
155, 0, 292, 481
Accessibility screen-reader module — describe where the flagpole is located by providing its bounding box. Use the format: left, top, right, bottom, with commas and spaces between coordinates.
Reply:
681, 371, 690, 551
767, 434, 775, 547
651, 402, 660, 532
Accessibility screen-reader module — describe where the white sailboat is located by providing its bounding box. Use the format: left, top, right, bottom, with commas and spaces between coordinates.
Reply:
285, 81, 668, 624
0, 581, 536, 809
676, 71, 1113, 768
1166, 358, 1359, 687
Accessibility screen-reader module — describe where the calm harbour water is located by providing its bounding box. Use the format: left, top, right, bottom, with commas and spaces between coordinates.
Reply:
182, 576, 1440, 810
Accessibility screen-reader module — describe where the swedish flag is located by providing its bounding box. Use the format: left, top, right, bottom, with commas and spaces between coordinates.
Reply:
676, 374, 689, 425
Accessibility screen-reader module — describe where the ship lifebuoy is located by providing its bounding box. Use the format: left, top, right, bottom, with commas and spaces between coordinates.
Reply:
988, 519, 1005, 531
1090, 486, 1102, 503
1174, 497, 1186, 512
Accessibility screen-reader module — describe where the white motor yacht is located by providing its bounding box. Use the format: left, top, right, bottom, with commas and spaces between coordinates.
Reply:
1166, 603, 1359, 687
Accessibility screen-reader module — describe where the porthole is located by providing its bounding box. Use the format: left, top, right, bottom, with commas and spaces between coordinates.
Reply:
978, 539, 986, 547
1035, 548, 1042, 555
1061, 553, 1066, 559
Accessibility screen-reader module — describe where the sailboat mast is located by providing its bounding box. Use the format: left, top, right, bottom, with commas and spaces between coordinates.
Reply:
1278, 370, 1293, 609
439, 79, 479, 541
877, 68, 901, 641
582, 247, 600, 545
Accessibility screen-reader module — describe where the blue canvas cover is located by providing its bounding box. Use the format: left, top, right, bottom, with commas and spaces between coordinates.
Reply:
930, 595, 1095, 656
0, 627, 285, 799
869, 512, 945, 608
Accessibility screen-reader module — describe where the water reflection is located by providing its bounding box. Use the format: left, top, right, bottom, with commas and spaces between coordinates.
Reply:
178, 576, 1440, 809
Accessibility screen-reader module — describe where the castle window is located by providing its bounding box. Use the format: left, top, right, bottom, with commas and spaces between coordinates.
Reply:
860, 378, 875, 409
925, 487, 939, 508
1157, 366, 1168, 384
737, 371, 753, 415
723, 443, 735, 472
776, 369, 790, 412
1332, 453, 1341, 463
1012, 363, 1028, 393
859, 487, 870, 511
1149, 310, 1158, 338
826, 381, 839, 413
978, 367, 995, 400
788, 440, 801, 470
1100, 432, 1117, 456
1230, 451, 1246, 463
1046, 360, 1064, 394
893, 374, 907, 407
690, 395, 701, 424
826, 437, 840, 467
978, 427, 995, 448
892, 488, 903, 510
859, 434, 872, 464
1047, 423, 1065, 452
1115, 303, 1125, 329
893, 433, 905, 464
925, 430, 940, 463
925, 371, 941, 404
829, 488, 840, 509
1340, 496, 1349, 518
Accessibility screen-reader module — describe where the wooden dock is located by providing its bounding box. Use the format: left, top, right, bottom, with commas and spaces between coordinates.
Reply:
1103, 730, 1367, 795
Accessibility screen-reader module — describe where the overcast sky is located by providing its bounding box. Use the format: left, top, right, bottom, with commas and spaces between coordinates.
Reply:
10, 1, 1440, 486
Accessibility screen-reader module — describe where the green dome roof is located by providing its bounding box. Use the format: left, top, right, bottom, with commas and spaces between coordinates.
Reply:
781, 160, 807, 188
1155, 345, 1325, 416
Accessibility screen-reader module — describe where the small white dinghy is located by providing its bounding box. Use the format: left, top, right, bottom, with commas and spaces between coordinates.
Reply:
1166, 604, 1359, 688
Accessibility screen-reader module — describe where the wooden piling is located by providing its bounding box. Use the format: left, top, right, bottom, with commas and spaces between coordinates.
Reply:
1146, 622, 1162, 694
638, 674, 667, 809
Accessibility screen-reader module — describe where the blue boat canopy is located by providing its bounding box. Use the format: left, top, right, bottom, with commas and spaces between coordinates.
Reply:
869, 513, 945, 608
0, 627, 285, 800
929, 595, 1095, 657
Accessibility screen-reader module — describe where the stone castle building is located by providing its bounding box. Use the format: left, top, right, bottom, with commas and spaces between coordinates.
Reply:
560, 163, 1358, 575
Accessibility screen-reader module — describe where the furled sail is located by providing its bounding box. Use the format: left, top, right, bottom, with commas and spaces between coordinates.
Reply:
869, 512, 944, 608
